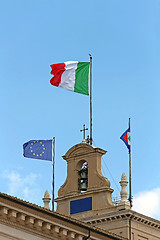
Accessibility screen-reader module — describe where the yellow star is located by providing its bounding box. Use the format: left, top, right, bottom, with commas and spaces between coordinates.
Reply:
33, 153, 35, 155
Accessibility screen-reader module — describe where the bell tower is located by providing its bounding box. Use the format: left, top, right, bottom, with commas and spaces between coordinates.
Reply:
55, 143, 114, 219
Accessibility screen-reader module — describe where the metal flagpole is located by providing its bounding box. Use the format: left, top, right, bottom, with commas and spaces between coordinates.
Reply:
52, 137, 55, 211
89, 54, 92, 145
128, 118, 132, 240
129, 118, 132, 208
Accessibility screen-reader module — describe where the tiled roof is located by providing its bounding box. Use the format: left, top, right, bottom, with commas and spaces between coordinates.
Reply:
0, 192, 126, 240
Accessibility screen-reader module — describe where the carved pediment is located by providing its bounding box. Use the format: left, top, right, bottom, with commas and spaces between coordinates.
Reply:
63, 143, 106, 160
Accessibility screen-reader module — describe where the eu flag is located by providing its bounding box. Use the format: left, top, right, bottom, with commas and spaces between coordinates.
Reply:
23, 139, 53, 161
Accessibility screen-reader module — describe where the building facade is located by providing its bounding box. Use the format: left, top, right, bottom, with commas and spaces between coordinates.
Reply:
55, 143, 160, 240
0, 192, 125, 240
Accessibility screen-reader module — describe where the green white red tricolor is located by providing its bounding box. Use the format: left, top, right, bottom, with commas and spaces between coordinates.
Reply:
120, 128, 131, 152
50, 61, 90, 95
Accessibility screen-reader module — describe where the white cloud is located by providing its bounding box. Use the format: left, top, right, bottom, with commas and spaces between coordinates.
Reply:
23, 187, 29, 198
133, 188, 160, 220
1, 170, 42, 205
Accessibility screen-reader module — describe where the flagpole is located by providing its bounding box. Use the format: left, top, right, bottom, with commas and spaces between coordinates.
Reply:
129, 118, 132, 208
89, 54, 92, 145
128, 118, 132, 240
52, 137, 55, 211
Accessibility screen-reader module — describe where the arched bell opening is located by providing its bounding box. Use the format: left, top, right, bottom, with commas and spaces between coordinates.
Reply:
78, 161, 88, 192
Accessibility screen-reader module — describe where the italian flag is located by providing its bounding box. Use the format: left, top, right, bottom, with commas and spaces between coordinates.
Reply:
50, 61, 90, 95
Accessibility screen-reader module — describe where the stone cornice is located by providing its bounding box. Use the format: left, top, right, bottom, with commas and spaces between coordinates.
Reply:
56, 186, 114, 202
82, 209, 160, 231
0, 192, 125, 240
63, 143, 106, 160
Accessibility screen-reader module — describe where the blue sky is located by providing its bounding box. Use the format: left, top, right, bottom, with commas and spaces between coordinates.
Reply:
0, 0, 160, 220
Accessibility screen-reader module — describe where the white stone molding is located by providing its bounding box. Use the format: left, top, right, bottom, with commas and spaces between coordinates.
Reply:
8, 209, 17, 221
84, 210, 160, 230
67, 231, 76, 239
34, 219, 43, 230
17, 212, 26, 224
0, 206, 8, 218
25, 215, 35, 227
42, 222, 52, 232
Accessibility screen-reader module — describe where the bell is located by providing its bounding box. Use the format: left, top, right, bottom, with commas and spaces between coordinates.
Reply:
78, 164, 88, 191
80, 181, 87, 191
81, 170, 87, 179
